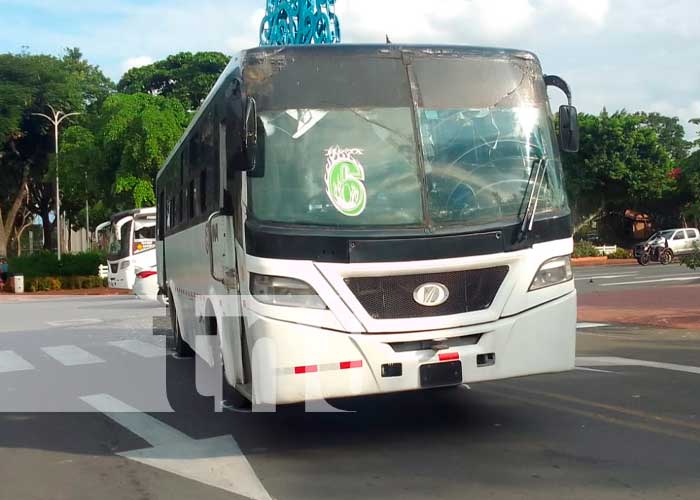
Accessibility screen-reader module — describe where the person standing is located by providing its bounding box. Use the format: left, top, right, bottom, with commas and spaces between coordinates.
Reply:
0, 257, 8, 286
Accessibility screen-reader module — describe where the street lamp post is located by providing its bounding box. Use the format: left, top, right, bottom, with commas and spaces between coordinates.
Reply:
32, 105, 80, 261
85, 172, 90, 251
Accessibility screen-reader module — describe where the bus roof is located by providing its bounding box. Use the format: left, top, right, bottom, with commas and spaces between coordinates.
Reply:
110, 207, 156, 223
241, 43, 539, 63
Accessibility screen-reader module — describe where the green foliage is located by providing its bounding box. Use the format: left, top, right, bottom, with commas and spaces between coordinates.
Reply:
0, 49, 114, 254
563, 111, 677, 214
102, 92, 189, 206
573, 241, 601, 258
118, 52, 229, 111
608, 248, 632, 259
8, 251, 106, 278
633, 112, 692, 163
681, 243, 700, 270
679, 150, 700, 223
60, 92, 188, 208
25, 275, 105, 292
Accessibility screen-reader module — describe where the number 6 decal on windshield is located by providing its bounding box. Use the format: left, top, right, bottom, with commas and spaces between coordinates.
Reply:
324, 146, 367, 217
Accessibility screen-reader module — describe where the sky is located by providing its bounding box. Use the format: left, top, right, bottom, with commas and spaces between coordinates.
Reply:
1, 0, 698, 138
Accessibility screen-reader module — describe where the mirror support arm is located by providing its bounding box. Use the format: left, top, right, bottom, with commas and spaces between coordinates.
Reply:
544, 75, 572, 106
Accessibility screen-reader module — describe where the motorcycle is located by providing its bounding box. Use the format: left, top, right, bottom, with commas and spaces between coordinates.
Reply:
635, 240, 673, 266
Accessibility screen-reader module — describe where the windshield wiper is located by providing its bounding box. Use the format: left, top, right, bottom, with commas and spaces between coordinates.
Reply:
518, 157, 548, 241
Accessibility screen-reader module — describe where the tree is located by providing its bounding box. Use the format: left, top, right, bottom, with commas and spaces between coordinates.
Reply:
634, 112, 692, 163
677, 118, 700, 227
0, 49, 114, 257
563, 110, 677, 233
60, 93, 189, 210
117, 52, 229, 111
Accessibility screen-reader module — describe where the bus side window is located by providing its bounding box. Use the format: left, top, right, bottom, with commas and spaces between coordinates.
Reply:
188, 180, 195, 219
157, 191, 165, 239
200, 170, 207, 214
178, 190, 184, 224
166, 198, 172, 230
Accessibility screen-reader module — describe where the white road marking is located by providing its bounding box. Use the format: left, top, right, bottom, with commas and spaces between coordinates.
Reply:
574, 273, 638, 281
0, 350, 35, 374
46, 318, 103, 327
575, 366, 617, 374
576, 322, 610, 329
109, 340, 164, 358
600, 276, 700, 287
577, 357, 700, 375
80, 394, 272, 500
42, 345, 105, 367
80, 394, 189, 445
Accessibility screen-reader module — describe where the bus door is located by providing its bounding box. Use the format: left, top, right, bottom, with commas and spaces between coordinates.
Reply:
202, 120, 244, 385
108, 216, 133, 288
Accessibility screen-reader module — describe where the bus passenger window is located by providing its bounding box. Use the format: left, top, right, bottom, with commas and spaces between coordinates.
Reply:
200, 170, 207, 213
178, 191, 183, 224
166, 198, 173, 230
188, 180, 195, 219
157, 192, 164, 238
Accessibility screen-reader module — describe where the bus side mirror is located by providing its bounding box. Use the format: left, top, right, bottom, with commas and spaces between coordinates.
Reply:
242, 96, 258, 172
559, 105, 579, 153
544, 75, 579, 154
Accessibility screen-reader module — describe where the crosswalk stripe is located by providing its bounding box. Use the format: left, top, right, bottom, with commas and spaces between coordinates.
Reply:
42, 345, 105, 366
109, 340, 164, 358
0, 350, 35, 373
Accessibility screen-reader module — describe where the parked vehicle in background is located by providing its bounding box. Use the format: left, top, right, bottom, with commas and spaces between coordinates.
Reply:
98, 208, 157, 289
634, 228, 700, 265
133, 265, 165, 303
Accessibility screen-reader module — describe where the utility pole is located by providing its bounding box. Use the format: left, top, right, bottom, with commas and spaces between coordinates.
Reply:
32, 105, 80, 261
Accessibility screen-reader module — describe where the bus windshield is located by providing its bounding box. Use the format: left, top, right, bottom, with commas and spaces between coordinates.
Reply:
246, 51, 568, 231
108, 221, 132, 261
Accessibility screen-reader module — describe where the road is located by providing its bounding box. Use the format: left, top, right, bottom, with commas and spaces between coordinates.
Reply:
575, 263, 700, 329
2, 293, 700, 500
574, 262, 700, 294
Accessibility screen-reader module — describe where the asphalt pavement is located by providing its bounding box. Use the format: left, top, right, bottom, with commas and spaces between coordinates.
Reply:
574, 262, 700, 294
2, 294, 700, 500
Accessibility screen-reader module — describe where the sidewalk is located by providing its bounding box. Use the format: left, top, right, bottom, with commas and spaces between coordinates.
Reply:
578, 284, 700, 330
0, 288, 131, 299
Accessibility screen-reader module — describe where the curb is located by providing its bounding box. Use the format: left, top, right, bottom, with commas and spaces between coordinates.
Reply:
572, 257, 638, 267
0, 288, 132, 297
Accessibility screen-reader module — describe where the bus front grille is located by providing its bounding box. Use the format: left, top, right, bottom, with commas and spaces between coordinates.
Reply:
344, 266, 509, 320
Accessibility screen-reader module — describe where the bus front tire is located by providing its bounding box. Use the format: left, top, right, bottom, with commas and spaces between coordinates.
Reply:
170, 296, 194, 358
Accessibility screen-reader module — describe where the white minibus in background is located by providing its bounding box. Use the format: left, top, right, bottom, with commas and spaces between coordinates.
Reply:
101, 208, 157, 290
156, 45, 580, 405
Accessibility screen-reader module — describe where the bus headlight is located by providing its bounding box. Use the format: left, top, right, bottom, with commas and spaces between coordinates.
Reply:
250, 274, 327, 309
529, 256, 573, 291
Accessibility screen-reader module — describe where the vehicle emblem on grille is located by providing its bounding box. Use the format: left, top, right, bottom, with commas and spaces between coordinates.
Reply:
413, 283, 450, 307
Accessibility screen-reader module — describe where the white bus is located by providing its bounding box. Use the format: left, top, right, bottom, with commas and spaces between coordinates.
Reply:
156, 45, 580, 405
101, 208, 157, 289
